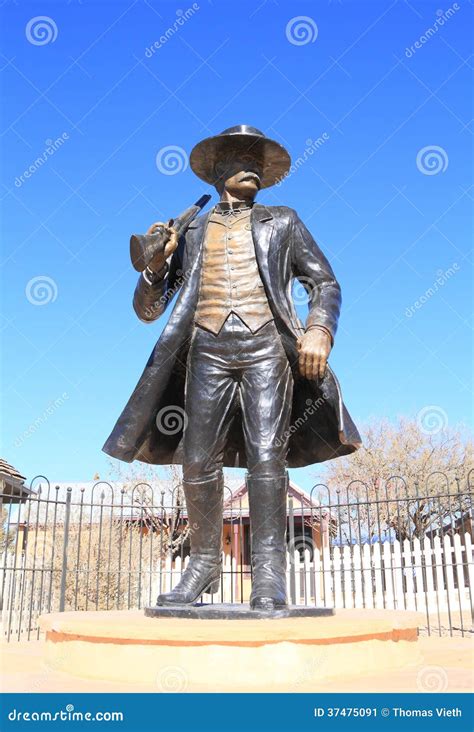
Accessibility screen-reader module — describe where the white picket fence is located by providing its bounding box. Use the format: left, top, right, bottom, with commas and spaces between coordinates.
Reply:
161, 531, 474, 615
1, 531, 473, 640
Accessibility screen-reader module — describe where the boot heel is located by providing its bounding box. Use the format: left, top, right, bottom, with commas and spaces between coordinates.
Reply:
205, 578, 220, 595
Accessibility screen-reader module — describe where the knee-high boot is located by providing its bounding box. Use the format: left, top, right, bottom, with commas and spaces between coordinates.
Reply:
156, 475, 223, 605
247, 474, 288, 611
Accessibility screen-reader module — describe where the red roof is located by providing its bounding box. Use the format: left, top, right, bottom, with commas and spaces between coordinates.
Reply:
222, 480, 329, 519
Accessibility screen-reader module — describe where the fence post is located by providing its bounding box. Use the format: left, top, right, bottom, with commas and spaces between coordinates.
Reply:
59, 487, 72, 612
288, 496, 296, 605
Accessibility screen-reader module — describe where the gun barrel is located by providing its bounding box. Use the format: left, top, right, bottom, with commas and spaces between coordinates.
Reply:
194, 194, 212, 210
172, 194, 212, 235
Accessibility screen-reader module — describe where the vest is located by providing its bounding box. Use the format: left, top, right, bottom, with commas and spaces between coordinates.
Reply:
194, 207, 274, 334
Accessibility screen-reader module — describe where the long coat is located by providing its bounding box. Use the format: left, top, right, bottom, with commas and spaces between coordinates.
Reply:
103, 204, 361, 468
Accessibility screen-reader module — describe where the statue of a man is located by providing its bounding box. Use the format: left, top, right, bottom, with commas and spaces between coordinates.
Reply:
103, 125, 361, 611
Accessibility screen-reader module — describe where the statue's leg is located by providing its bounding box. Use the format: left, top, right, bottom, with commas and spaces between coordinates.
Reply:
156, 475, 224, 605
247, 473, 289, 610
239, 321, 293, 611
157, 324, 237, 606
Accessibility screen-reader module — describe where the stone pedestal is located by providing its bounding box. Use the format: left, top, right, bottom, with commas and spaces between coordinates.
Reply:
38, 608, 423, 691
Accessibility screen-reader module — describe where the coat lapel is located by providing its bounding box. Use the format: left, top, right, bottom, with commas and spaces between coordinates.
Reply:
185, 211, 211, 263
164, 212, 210, 330
251, 204, 274, 290
252, 204, 294, 334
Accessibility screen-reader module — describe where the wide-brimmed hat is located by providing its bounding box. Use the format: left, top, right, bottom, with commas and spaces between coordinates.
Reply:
189, 125, 291, 189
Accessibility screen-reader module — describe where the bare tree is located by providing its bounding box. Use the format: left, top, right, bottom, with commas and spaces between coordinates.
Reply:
105, 460, 188, 554
0, 506, 16, 554
315, 418, 473, 542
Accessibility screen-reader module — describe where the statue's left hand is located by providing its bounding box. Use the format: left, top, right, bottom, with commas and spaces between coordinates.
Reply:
297, 329, 332, 381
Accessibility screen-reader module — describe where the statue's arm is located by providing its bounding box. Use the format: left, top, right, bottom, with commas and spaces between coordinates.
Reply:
133, 228, 183, 323
290, 210, 342, 380
290, 210, 341, 342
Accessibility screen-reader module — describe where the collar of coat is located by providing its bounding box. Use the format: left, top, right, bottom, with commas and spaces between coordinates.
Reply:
214, 200, 253, 214
188, 203, 274, 235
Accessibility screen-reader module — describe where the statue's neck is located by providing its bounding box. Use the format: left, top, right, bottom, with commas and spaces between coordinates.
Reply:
220, 190, 256, 205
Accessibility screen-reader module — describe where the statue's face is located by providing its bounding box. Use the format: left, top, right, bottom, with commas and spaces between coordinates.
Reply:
215, 152, 263, 200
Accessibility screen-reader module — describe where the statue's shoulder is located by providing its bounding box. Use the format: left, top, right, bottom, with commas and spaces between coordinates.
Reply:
256, 204, 296, 221
182, 211, 208, 241
191, 211, 209, 226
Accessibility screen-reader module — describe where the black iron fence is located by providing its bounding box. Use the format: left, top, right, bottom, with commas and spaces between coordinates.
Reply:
0, 472, 472, 642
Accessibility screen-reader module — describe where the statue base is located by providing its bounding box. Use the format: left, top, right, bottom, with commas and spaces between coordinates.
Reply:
144, 603, 335, 619
39, 608, 423, 691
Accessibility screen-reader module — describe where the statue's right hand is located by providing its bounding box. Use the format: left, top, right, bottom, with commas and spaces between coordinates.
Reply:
146, 221, 168, 236
146, 221, 179, 270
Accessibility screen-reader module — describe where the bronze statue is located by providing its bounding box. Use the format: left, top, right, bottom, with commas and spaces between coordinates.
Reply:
103, 125, 361, 611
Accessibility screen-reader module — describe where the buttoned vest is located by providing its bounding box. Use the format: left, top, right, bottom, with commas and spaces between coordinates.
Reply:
194, 208, 274, 334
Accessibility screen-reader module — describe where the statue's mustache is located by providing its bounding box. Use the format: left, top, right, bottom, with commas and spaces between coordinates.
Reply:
238, 172, 261, 187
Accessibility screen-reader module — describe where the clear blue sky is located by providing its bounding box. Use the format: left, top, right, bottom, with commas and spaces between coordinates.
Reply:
1, 0, 472, 489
